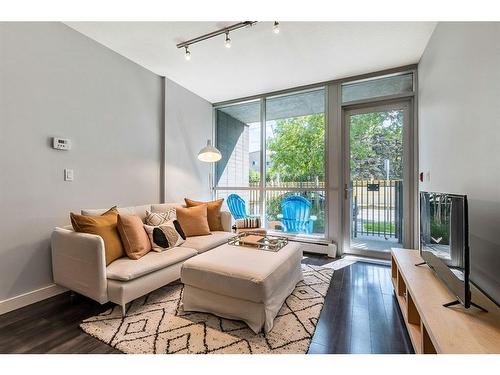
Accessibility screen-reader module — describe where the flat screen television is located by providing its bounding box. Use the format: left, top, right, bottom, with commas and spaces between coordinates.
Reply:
419, 192, 473, 308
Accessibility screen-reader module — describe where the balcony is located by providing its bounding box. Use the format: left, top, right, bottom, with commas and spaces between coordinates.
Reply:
350, 179, 403, 252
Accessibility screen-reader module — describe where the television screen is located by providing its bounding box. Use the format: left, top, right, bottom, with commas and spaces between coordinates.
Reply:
420, 192, 470, 306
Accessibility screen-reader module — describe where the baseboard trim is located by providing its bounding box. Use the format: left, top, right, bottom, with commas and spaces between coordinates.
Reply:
0, 284, 68, 315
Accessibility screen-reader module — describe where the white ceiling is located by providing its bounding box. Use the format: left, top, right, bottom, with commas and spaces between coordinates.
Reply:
65, 22, 436, 103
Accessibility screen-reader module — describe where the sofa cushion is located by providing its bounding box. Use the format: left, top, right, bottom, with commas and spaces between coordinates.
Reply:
176, 205, 211, 237
145, 209, 176, 226
117, 214, 151, 260
151, 203, 184, 213
82, 205, 152, 222
181, 231, 234, 253
144, 220, 185, 252
185, 198, 224, 231
71, 206, 124, 266
106, 246, 197, 281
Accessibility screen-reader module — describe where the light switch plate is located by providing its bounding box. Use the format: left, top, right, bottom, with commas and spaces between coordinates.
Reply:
64, 169, 74, 182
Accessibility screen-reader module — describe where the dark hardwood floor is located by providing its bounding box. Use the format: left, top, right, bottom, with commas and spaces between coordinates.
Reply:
0, 255, 412, 354
0, 291, 120, 354
305, 257, 413, 354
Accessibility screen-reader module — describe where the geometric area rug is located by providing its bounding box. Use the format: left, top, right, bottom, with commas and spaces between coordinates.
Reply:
80, 264, 333, 354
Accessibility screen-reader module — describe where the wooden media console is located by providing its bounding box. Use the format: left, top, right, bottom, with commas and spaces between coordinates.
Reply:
391, 248, 500, 354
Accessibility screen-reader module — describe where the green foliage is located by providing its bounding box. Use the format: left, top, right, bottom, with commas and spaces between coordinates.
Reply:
249, 169, 260, 183
429, 197, 451, 245
267, 114, 325, 182
350, 111, 403, 179
266, 192, 293, 221
265, 111, 402, 183
364, 221, 396, 234
430, 221, 450, 245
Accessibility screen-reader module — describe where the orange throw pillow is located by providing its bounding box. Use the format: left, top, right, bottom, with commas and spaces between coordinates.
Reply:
184, 198, 224, 231
70, 206, 124, 265
117, 214, 152, 260
176, 204, 211, 237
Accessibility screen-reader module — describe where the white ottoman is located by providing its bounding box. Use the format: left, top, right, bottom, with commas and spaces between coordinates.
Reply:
181, 242, 303, 333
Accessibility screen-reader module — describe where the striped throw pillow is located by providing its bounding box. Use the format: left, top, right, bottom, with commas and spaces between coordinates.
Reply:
235, 217, 261, 229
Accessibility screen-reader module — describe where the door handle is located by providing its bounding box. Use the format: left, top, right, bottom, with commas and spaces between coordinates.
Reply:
344, 184, 352, 200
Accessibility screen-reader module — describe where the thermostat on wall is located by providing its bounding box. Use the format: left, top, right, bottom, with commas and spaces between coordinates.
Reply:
52, 137, 71, 150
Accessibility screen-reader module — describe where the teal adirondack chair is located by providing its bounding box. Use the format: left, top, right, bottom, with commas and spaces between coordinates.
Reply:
278, 196, 317, 234
227, 194, 248, 220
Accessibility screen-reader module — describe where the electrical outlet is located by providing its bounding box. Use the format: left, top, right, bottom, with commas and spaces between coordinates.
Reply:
64, 169, 74, 182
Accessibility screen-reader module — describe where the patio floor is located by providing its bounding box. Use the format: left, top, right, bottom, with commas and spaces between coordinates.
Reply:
351, 235, 403, 252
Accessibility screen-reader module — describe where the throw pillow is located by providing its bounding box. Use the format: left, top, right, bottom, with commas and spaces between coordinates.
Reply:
70, 206, 124, 265
184, 198, 224, 231
117, 214, 152, 260
144, 220, 186, 252
176, 204, 211, 237
235, 216, 261, 229
145, 208, 176, 226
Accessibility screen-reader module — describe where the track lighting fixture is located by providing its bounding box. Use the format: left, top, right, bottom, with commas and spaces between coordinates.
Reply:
273, 21, 280, 34
177, 21, 256, 60
178, 22, 280, 61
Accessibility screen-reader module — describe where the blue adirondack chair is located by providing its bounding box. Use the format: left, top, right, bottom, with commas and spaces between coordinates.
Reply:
278, 195, 317, 234
227, 194, 248, 220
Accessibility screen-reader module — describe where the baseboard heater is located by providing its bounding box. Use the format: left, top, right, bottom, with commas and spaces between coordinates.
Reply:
290, 239, 337, 258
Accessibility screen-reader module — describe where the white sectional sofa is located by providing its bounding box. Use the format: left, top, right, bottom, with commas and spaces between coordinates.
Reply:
51, 203, 234, 314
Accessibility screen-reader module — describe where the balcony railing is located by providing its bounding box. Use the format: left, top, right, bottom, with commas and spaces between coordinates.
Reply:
351, 179, 403, 242
217, 179, 402, 240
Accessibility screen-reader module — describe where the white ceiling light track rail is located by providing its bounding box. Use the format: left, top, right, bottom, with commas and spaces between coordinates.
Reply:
177, 21, 280, 60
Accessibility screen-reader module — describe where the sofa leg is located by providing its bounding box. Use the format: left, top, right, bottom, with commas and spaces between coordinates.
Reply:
121, 303, 127, 316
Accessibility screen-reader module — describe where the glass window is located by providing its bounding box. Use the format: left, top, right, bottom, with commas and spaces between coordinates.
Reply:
216, 190, 260, 217
215, 88, 326, 237
215, 100, 261, 187
265, 89, 326, 235
342, 73, 413, 103
266, 190, 325, 236
265, 89, 326, 186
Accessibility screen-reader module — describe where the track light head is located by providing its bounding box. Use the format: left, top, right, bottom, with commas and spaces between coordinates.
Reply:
273, 21, 280, 34
184, 46, 191, 61
225, 32, 231, 48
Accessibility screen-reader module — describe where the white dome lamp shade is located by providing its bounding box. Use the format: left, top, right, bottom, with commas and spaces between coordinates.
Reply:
198, 140, 222, 162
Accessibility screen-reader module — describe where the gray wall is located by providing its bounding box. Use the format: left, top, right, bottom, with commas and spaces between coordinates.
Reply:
164, 78, 213, 203
0, 23, 163, 301
216, 111, 250, 187
418, 22, 500, 303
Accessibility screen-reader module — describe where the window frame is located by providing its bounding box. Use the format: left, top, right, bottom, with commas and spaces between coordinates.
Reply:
213, 65, 418, 248
214, 87, 328, 239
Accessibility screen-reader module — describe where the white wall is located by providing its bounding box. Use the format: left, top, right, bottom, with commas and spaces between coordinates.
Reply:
418, 22, 500, 302
0, 23, 163, 304
164, 78, 213, 203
